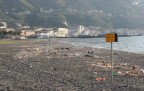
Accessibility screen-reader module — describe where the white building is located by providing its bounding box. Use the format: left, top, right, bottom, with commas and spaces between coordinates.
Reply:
56, 28, 69, 37
40, 8, 53, 13
77, 25, 85, 34
0, 22, 7, 29
20, 28, 35, 37
36, 29, 54, 38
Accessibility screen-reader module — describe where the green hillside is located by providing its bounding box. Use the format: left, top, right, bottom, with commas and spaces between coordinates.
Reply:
0, 0, 144, 29
19, 0, 34, 9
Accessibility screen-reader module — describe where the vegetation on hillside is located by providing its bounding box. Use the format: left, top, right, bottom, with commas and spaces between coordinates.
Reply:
0, 0, 144, 29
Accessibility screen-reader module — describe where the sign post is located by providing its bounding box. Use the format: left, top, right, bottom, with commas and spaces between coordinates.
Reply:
105, 33, 118, 83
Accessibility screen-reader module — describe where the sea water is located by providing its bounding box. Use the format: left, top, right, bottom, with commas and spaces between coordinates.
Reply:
60, 36, 144, 54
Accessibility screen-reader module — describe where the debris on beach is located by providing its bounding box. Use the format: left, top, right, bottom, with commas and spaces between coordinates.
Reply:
127, 66, 143, 76
95, 77, 106, 81
85, 54, 93, 57
14, 47, 43, 59
117, 71, 125, 76
14, 50, 33, 59
1, 40, 144, 91
84, 51, 95, 57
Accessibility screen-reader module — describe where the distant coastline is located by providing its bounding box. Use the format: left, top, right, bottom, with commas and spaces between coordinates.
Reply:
68, 34, 141, 38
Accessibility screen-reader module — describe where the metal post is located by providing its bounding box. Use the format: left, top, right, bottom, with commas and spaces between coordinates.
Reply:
111, 42, 113, 83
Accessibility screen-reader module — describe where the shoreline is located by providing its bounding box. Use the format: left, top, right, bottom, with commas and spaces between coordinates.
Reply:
58, 40, 144, 66
60, 40, 144, 55
59, 36, 144, 56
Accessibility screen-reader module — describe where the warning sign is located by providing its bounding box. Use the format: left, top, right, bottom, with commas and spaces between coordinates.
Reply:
105, 33, 118, 42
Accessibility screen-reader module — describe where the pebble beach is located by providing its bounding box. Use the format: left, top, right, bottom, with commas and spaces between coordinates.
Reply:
0, 39, 144, 91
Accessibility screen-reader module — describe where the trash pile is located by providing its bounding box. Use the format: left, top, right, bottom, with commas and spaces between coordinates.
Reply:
90, 61, 144, 79
128, 66, 144, 76
14, 47, 43, 59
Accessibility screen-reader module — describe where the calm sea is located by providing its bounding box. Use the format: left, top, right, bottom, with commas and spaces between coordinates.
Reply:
60, 36, 144, 54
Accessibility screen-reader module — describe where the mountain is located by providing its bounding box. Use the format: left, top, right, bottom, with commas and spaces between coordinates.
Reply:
0, 0, 144, 29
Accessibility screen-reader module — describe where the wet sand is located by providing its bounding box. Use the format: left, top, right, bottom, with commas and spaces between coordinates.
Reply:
0, 39, 144, 91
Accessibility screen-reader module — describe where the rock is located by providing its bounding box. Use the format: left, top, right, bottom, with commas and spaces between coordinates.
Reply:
53, 68, 57, 71
117, 71, 125, 76
120, 63, 128, 66
85, 54, 93, 57
140, 69, 144, 73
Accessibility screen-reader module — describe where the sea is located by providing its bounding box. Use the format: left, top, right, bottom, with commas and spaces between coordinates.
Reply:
60, 36, 144, 54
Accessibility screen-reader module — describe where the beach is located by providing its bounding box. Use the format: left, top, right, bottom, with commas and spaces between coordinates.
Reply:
0, 39, 144, 91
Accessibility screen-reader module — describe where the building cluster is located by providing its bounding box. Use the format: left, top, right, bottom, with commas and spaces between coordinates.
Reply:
69, 25, 103, 37
35, 28, 69, 38
0, 22, 144, 39
19, 27, 69, 39
0, 22, 101, 39
0, 22, 69, 39
0, 22, 15, 32
40, 8, 77, 14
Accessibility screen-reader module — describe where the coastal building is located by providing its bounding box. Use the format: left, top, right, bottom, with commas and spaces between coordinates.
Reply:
69, 25, 100, 37
48, 31, 54, 37
0, 22, 16, 39
5, 28, 15, 32
35, 28, 44, 32
69, 27, 78, 37
21, 25, 30, 29
15, 23, 22, 27
56, 28, 69, 37
18, 10, 31, 16
40, 8, 53, 13
77, 25, 85, 35
36, 28, 54, 38
0, 22, 7, 29
20, 28, 35, 37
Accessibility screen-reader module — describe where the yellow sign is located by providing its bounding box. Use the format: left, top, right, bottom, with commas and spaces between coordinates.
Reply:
105, 33, 118, 42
